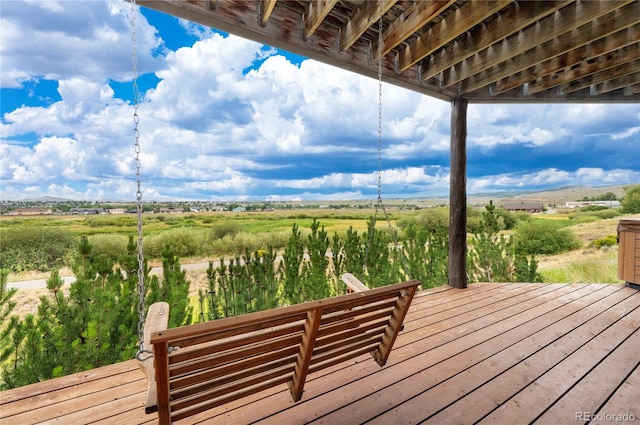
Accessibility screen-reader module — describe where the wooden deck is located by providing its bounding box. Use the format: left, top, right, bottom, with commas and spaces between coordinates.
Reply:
2, 282, 639, 425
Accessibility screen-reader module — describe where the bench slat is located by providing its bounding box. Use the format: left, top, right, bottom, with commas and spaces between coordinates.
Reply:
171, 364, 294, 412
171, 373, 294, 422
316, 318, 389, 349
169, 333, 301, 376
171, 352, 298, 395
313, 325, 387, 357
168, 320, 305, 364
309, 343, 382, 374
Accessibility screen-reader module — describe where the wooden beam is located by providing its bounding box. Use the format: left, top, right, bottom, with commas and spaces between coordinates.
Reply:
397, 0, 512, 73
595, 72, 640, 95
626, 82, 640, 95
340, 0, 396, 52
493, 23, 640, 95
259, 0, 277, 26
303, 0, 338, 40
448, 98, 468, 290
422, 1, 570, 82
561, 59, 640, 94
528, 43, 640, 95
458, 0, 638, 94
445, 0, 631, 91
371, 0, 454, 62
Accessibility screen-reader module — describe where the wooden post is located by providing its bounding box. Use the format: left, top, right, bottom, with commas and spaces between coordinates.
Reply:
449, 97, 468, 289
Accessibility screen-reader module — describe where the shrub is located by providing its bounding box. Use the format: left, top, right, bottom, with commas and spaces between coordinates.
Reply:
569, 215, 600, 224
589, 235, 618, 249
512, 211, 533, 223
570, 209, 621, 222
210, 221, 242, 240
0, 227, 77, 272
494, 207, 518, 230
143, 228, 208, 258
621, 185, 640, 213
513, 220, 582, 256
87, 234, 129, 262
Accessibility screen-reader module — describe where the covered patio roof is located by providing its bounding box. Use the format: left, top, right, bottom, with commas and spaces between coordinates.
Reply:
138, 0, 640, 103
134, 0, 640, 289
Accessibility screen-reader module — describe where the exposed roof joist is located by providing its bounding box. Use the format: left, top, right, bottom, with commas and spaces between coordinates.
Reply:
138, 0, 640, 103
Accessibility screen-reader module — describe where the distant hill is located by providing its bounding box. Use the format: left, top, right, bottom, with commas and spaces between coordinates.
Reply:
466, 184, 637, 207
506, 185, 631, 203
28, 196, 72, 202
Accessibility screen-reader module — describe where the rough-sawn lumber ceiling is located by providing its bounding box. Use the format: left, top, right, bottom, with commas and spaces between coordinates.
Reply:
138, 0, 639, 103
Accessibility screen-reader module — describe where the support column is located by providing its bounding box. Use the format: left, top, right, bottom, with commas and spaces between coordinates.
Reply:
449, 97, 468, 289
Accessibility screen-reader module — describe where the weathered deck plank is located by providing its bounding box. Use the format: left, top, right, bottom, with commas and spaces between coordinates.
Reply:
1, 283, 638, 425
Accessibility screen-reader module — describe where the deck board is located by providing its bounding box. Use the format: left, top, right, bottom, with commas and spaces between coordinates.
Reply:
1, 283, 638, 425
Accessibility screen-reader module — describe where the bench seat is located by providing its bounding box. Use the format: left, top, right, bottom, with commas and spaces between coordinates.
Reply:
150, 279, 420, 424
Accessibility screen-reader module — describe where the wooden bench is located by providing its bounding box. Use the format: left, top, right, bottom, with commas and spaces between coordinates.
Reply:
148, 278, 420, 424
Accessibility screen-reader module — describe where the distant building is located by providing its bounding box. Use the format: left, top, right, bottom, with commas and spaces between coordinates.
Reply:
501, 200, 544, 213
232, 206, 246, 213
564, 201, 621, 208
109, 208, 126, 214
69, 208, 104, 215
159, 207, 181, 214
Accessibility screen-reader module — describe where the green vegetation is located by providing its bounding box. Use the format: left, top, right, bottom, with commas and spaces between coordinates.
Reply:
540, 250, 620, 284
580, 192, 618, 202
621, 184, 640, 213
0, 270, 17, 368
5, 199, 633, 388
569, 207, 622, 223
513, 219, 582, 256
589, 235, 618, 249
0, 240, 192, 390
468, 201, 541, 283
0, 227, 77, 272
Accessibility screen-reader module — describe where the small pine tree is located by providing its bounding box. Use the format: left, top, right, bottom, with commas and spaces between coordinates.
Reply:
1, 237, 194, 389
282, 224, 305, 305
469, 201, 542, 283
0, 269, 18, 368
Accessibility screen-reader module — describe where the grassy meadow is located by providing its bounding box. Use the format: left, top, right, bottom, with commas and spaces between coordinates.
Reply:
2, 207, 637, 294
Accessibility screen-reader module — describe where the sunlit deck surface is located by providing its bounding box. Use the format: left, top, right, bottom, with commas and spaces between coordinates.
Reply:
2, 282, 639, 425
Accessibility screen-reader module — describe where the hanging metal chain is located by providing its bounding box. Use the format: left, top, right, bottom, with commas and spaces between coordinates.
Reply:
373, 5, 412, 280
131, 0, 152, 362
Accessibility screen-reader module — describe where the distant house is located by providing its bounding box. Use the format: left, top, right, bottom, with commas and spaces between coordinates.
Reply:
109, 208, 126, 214
159, 207, 181, 214
232, 206, 246, 213
70, 208, 104, 215
501, 200, 544, 213
6, 208, 53, 216
565, 201, 621, 208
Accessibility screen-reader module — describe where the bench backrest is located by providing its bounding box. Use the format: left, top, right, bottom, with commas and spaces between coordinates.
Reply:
150, 279, 420, 424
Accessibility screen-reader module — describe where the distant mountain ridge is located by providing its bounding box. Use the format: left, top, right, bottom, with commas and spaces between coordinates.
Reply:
468, 184, 634, 205
13, 183, 639, 204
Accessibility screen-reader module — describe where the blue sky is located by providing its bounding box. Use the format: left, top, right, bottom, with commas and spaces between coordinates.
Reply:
1, 0, 639, 202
